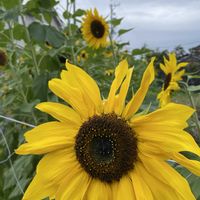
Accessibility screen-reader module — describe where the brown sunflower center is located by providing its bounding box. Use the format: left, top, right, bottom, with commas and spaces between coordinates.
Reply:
90, 20, 105, 38
82, 53, 86, 58
75, 113, 138, 183
164, 73, 172, 90
0, 50, 7, 66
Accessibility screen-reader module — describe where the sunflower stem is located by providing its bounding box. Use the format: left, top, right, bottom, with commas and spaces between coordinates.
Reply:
66, 0, 76, 64
19, 0, 40, 75
0, 128, 24, 194
20, 15, 40, 75
109, 33, 117, 67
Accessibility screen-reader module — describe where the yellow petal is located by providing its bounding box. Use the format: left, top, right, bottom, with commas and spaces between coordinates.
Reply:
177, 62, 188, 69
61, 70, 96, 117
36, 102, 82, 127
112, 175, 136, 200
130, 165, 154, 200
169, 53, 177, 72
122, 57, 155, 119
173, 69, 185, 81
160, 63, 168, 74
138, 141, 169, 160
104, 59, 129, 113
114, 68, 133, 115
49, 78, 89, 120
37, 149, 77, 183
137, 129, 200, 156
85, 179, 112, 200
65, 62, 103, 114
22, 174, 56, 200
163, 56, 171, 72
157, 88, 171, 107
172, 153, 200, 176
56, 166, 90, 200
132, 103, 194, 130
22, 149, 77, 200
16, 122, 76, 155
141, 154, 196, 200
136, 161, 186, 200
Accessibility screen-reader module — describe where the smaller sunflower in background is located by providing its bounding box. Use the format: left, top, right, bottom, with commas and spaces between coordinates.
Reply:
81, 8, 109, 49
0, 49, 7, 66
103, 51, 113, 58
157, 53, 188, 107
105, 69, 114, 76
45, 41, 52, 49
77, 50, 88, 62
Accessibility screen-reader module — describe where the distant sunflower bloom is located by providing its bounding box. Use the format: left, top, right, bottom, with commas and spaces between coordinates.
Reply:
81, 8, 109, 49
0, 49, 7, 66
105, 68, 114, 76
77, 50, 88, 62
157, 53, 188, 107
17, 59, 200, 200
45, 41, 52, 49
103, 51, 113, 58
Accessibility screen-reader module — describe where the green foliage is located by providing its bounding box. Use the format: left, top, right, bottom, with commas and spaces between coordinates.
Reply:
118, 28, 133, 36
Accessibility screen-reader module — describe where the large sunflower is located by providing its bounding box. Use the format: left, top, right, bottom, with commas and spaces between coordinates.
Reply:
16, 59, 200, 200
81, 9, 109, 49
157, 53, 188, 107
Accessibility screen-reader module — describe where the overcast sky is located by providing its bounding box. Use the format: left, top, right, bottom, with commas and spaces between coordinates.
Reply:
57, 0, 200, 51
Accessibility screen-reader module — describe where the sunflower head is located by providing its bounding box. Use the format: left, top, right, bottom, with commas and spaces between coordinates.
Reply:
77, 50, 88, 62
105, 69, 114, 76
45, 41, 52, 49
16, 58, 200, 200
0, 49, 7, 66
81, 8, 109, 49
103, 51, 113, 58
157, 53, 188, 107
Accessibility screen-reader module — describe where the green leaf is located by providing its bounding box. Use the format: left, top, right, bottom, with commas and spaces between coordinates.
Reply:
24, 0, 37, 12
38, 55, 59, 71
132, 48, 151, 55
28, 22, 65, 47
45, 26, 65, 48
13, 24, 26, 41
69, 24, 79, 33
32, 73, 49, 101
0, 8, 4, 20
2, 0, 20, 9
118, 28, 133, 36
28, 22, 46, 43
3, 7, 20, 21
20, 100, 40, 113
110, 18, 123, 27
117, 42, 130, 49
187, 85, 200, 92
190, 176, 200, 199
63, 10, 72, 19
0, 21, 5, 31
73, 9, 85, 17
181, 151, 200, 161
43, 12, 52, 24
37, 0, 58, 9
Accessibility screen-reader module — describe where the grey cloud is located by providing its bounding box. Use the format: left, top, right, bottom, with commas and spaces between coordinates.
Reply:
61, 0, 200, 50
